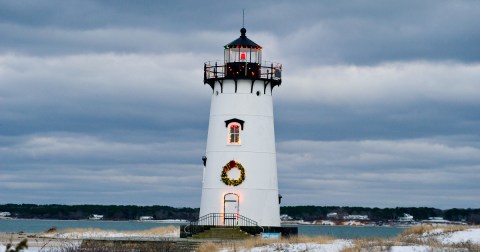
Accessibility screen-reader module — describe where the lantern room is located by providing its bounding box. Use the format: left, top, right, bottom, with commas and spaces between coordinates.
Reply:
224, 28, 262, 63
203, 27, 282, 91
224, 28, 262, 78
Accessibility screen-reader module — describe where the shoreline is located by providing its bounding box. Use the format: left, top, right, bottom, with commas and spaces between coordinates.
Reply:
1, 218, 188, 222
1, 225, 479, 252
4, 218, 473, 226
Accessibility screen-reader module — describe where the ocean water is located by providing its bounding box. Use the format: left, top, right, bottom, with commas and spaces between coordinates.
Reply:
297, 225, 405, 239
0, 219, 179, 233
0, 219, 405, 239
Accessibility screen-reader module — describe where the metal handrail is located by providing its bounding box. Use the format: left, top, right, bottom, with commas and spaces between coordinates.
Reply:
196, 213, 258, 226
204, 61, 282, 81
184, 213, 264, 237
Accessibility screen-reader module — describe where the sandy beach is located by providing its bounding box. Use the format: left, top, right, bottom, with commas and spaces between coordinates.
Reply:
1, 226, 479, 251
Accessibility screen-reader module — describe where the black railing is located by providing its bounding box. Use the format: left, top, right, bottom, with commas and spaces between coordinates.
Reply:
182, 213, 264, 237
204, 61, 282, 87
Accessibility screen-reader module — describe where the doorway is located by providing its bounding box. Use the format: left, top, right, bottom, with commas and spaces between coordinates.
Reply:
223, 193, 239, 226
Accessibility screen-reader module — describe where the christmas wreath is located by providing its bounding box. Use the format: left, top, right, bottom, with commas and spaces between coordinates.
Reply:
221, 160, 245, 186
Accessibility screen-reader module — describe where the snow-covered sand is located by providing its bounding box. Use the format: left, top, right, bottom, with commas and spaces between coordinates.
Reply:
223, 239, 352, 252
226, 227, 480, 252
1, 227, 479, 252
438, 228, 480, 244
389, 245, 431, 252
0, 247, 41, 252
0, 227, 178, 252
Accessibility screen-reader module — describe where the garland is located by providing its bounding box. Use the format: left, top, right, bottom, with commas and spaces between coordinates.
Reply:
221, 160, 245, 186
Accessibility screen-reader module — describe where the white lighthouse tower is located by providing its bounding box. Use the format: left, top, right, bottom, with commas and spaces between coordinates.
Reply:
199, 27, 282, 227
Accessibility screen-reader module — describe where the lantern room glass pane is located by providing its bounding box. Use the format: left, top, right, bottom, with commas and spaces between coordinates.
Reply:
225, 48, 261, 64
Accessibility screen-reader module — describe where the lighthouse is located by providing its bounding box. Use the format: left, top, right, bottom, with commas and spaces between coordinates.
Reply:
199, 27, 282, 227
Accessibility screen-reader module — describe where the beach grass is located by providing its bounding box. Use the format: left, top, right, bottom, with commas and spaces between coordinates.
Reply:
3, 225, 479, 251
199, 225, 480, 251
198, 241, 221, 252
342, 225, 480, 252
40, 225, 179, 238
199, 235, 336, 252
400, 224, 470, 237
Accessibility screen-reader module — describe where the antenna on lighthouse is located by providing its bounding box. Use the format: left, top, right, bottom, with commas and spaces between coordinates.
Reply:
242, 9, 245, 28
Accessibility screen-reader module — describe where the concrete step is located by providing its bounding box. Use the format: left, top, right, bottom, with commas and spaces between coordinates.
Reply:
192, 228, 251, 240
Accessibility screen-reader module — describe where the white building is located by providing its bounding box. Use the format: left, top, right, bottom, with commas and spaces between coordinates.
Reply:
199, 27, 283, 227
280, 214, 293, 221
398, 213, 414, 222
89, 214, 103, 220
327, 212, 338, 219
0, 212, 11, 217
344, 215, 369, 220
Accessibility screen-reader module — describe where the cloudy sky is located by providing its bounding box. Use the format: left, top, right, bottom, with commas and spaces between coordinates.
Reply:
1, 0, 479, 209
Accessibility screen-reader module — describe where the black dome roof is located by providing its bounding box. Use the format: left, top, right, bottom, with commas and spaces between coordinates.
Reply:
224, 28, 262, 49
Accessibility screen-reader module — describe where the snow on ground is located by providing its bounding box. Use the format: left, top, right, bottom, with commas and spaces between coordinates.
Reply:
3, 228, 479, 252
220, 239, 352, 252
219, 228, 480, 252
389, 245, 431, 252
423, 228, 444, 236
0, 246, 40, 252
437, 228, 480, 245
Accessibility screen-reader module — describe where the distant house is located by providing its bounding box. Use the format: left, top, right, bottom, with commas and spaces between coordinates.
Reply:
344, 215, 369, 220
280, 214, 293, 221
326, 212, 338, 219
139, 216, 154, 221
0, 212, 11, 217
422, 217, 457, 225
88, 214, 104, 220
398, 213, 414, 222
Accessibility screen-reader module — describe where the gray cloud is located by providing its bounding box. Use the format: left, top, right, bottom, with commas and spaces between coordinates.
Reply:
0, 0, 479, 208
0, 134, 204, 205
0, 53, 211, 137
277, 138, 480, 208
1, 1, 479, 64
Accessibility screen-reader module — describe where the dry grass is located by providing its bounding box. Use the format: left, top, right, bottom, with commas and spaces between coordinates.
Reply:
197, 242, 221, 252
39, 226, 180, 240
400, 225, 437, 236
31, 225, 480, 251
398, 225, 476, 246
196, 227, 480, 252
341, 225, 480, 252
131, 226, 178, 236
42, 226, 178, 237
400, 224, 470, 237
250, 235, 333, 248
213, 235, 335, 251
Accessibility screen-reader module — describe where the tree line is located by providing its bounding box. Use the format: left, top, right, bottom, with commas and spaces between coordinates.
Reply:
0, 204, 198, 221
280, 206, 480, 224
1, 204, 479, 224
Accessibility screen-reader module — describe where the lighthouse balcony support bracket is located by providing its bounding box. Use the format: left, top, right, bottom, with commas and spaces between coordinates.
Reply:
204, 61, 282, 93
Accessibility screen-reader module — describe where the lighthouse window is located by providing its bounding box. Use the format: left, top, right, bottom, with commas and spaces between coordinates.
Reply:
229, 124, 241, 144
240, 52, 246, 61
